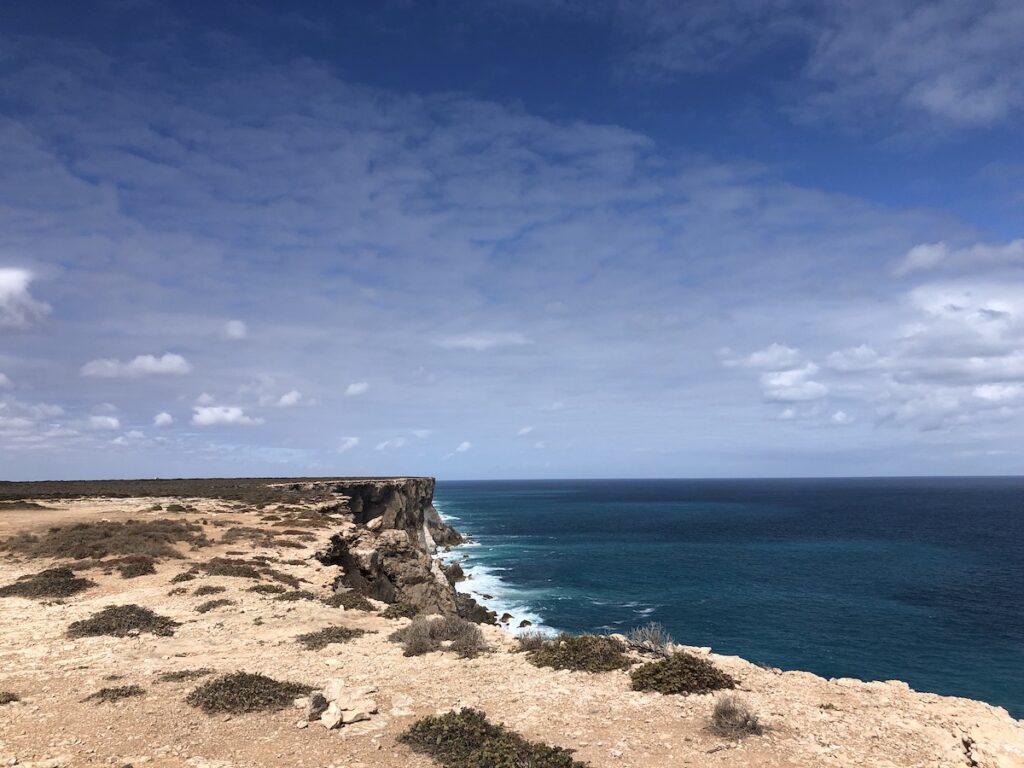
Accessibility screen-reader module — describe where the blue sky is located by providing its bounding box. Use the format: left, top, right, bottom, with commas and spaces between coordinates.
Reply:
2, 0, 1023, 480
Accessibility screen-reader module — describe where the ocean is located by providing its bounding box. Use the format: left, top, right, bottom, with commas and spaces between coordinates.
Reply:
435, 478, 1024, 719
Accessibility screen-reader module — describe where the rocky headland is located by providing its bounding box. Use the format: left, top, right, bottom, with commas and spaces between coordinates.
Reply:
0, 476, 1021, 768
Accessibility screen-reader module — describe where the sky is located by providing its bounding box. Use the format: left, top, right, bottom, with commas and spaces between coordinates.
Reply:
1, 0, 1023, 480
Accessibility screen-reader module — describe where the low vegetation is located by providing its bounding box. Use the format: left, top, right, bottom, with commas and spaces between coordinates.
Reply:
158, 668, 214, 683
274, 589, 317, 601
117, 556, 157, 579
382, 601, 418, 619
323, 590, 375, 611
198, 557, 261, 579
0, 566, 95, 599
67, 604, 180, 638
526, 634, 632, 673
630, 652, 735, 695
626, 622, 672, 656
0, 691, 19, 705
193, 585, 226, 596
390, 616, 490, 658
186, 672, 311, 714
400, 708, 587, 768
82, 685, 145, 704
247, 583, 287, 595
515, 630, 551, 652
195, 598, 234, 614
170, 571, 196, 583
0, 519, 208, 561
295, 625, 369, 650
710, 694, 763, 736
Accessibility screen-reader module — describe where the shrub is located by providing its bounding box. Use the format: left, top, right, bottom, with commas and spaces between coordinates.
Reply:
117, 556, 157, 579
247, 583, 286, 595
710, 694, 763, 736
323, 591, 375, 611
295, 626, 368, 650
186, 672, 311, 714
0, 691, 19, 704
262, 568, 301, 589
0, 519, 209, 560
199, 558, 261, 579
194, 585, 226, 596
526, 634, 631, 673
158, 668, 213, 683
627, 622, 672, 656
399, 708, 587, 768
390, 616, 490, 659
630, 652, 735, 695
0, 567, 95, 599
67, 605, 180, 638
195, 598, 234, 614
82, 685, 145, 704
274, 590, 316, 602
167, 587, 187, 596
382, 602, 418, 620
515, 630, 550, 652
170, 571, 196, 583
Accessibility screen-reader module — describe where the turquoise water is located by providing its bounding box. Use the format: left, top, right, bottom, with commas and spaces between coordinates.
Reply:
436, 478, 1024, 718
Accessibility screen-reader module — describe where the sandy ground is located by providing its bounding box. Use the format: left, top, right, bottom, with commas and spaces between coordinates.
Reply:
1, 497, 1022, 768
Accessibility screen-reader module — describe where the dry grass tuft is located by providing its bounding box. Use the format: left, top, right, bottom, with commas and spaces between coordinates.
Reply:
67, 604, 180, 638
526, 634, 631, 673
710, 694, 763, 736
0, 567, 96, 599
390, 616, 490, 658
186, 672, 311, 715
626, 622, 673, 655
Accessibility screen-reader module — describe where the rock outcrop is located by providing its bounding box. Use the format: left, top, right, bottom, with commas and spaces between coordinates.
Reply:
313, 478, 493, 623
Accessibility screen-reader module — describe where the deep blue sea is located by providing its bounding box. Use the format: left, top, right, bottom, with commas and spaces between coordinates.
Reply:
435, 478, 1024, 719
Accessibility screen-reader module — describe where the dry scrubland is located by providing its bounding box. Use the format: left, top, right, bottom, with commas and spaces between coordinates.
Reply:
0, 478, 1022, 768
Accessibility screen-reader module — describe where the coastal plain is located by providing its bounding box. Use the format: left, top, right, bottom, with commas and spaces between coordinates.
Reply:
0, 478, 1022, 768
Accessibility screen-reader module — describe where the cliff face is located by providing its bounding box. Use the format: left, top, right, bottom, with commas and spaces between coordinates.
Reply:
313, 478, 491, 623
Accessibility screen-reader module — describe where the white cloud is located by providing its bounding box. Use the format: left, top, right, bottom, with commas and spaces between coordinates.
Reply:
826, 345, 884, 372
831, 410, 854, 425
738, 343, 803, 370
895, 239, 1024, 275
223, 319, 248, 339
455, 441, 472, 453
153, 411, 174, 427
412, 429, 432, 439
88, 415, 120, 430
196, 392, 216, 405
345, 381, 369, 396
277, 389, 302, 407
0, 373, 10, 388
517, 426, 534, 436
760, 363, 829, 402
0, 268, 50, 329
192, 405, 263, 426
436, 332, 529, 351
81, 353, 192, 378
375, 437, 407, 451
973, 383, 1024, 403
337, 436, 360, 453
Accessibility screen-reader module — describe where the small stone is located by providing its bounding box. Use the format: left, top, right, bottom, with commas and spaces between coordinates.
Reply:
341, 709, 372, 725
321, 709, 343, 730
295, 720, 309, 729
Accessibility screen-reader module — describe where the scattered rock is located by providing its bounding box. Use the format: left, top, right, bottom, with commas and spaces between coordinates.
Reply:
305, 692, 328, 721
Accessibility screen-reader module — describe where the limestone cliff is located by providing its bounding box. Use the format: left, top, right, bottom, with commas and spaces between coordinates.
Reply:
312, 478, 492, 623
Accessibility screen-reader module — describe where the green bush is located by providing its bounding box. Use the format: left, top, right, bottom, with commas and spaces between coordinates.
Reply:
630, 652, 735, 695
295, 625, 368, 650
526, 634, 631, 673
186, 672, 311, 714
0, 567, 95, 599
67, 604, 180, 638
400, 708, 587, 768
